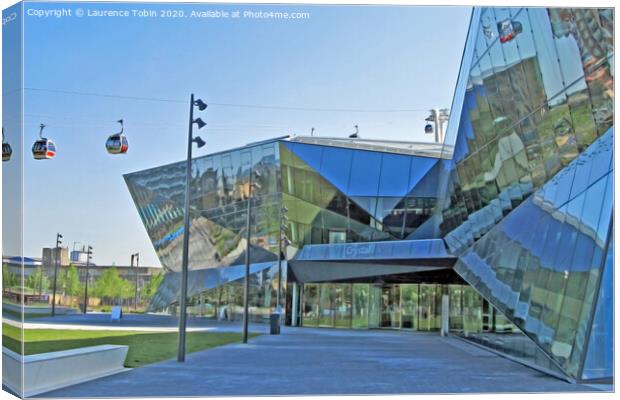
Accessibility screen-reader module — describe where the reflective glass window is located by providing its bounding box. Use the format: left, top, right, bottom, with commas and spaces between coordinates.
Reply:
378, 154, 413, 196
352, 284, 369, 329
334, 284, 352, 328
348, 150, 381, 196
302, 284, 319, 327
581, 235, 613, 380
319, 147, 353, 194
528, 9, 566, 104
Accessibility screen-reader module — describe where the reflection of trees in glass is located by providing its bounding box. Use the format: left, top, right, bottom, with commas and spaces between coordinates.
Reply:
352, 284, 369, 328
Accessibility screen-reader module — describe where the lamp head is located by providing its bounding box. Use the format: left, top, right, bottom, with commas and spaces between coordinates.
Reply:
194, 118, 207, 129
193, 136, 206, 148
194, 99, 208, 111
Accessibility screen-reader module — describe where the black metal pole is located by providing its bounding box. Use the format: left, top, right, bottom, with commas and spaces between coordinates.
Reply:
51, 233, 61, 317
242, 170, 253, 344
134, 253, 139, 311
177, 94, 194, 362
83, 246, 91, 314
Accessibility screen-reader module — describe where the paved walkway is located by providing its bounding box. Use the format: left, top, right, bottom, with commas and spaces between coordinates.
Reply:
39, 327, 596, 397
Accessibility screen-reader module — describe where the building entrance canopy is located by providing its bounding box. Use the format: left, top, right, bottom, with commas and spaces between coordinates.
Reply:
290, 239, 455, 283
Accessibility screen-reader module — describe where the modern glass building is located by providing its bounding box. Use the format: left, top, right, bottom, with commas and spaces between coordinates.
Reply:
125, 7, 613, 383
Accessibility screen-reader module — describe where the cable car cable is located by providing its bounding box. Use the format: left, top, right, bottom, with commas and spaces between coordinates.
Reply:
23, 87, 428, 113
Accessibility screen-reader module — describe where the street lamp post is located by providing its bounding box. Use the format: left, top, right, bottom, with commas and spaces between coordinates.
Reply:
51, 233, 63, 317
242, 169, 261, 344
177, 93, 207, 363
131, 253, 139, 311
83, 245, 92, 314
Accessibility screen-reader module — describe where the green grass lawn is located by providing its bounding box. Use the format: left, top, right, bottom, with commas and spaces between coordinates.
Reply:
2, 323, 258, 368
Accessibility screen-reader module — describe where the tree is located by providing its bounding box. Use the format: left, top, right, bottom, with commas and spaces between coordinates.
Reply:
119, 278, 135, 303
140, 272, 164, 302
93, 268, 135, 305
59, 265, 83, 297
26, 266, 49, 296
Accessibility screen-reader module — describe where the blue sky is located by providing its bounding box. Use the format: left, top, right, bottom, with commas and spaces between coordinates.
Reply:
5, 2, 471, 267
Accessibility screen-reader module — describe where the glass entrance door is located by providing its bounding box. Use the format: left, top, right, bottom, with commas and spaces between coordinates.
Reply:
400, 284, 419, 330
368, 285, 381, 328
380, 285, 401, 329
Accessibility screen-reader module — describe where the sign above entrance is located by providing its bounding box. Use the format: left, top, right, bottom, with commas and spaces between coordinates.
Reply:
295, 239, 453, 262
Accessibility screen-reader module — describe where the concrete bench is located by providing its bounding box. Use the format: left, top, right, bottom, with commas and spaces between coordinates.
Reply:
2, 344, 129, 397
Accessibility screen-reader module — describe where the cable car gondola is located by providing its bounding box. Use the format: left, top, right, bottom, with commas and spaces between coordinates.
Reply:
106, 119, 128, 154
32, 124, 56, 160
497, 19, 523, 43
2, 128, 12, 162
424, 123, 434, 134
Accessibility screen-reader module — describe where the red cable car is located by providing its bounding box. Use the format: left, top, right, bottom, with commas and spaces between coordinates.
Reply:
106, 119, 128, 154
497, 19, 523, 43
32, 124, 56, 160
2, 128, 12, 162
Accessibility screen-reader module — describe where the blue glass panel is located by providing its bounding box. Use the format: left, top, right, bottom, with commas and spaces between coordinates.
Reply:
348, 150, 382, 197
586, 128, 613, 187
285, 142, 323, 171
582, 235, 613, 380
579, 175, 607, 235
318, 147, 353, 195
409, 163, 441, 198
377, 153, 412, 197
409, 157, 438, 192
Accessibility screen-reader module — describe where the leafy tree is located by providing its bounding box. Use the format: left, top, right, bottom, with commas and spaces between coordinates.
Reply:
119, 278, 135, 301
61, 265, 83, 297
26, 266, 50, 295
93, 268, 135, 305
141, 272, 164, 301
57, 265, 83, 296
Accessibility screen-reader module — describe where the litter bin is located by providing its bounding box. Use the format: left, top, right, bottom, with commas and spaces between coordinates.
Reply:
270, 312, 281, 335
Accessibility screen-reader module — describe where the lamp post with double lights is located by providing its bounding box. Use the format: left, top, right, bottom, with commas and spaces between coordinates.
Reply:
177, 94, 207, 363
51, 233, 63, 317
82, 245, 92, 314
242, 169, 261, 344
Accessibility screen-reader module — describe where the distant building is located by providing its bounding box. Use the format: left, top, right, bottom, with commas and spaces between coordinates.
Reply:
41, 247, 70, 272
70, 250, 90, 264
2, 255, 42, 277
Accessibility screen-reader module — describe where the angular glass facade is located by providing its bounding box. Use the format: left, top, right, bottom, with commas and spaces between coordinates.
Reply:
280, 141, 441, 245
125, 139, 443, 316
126, 6, 613, 383
442, 7, 614, 381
